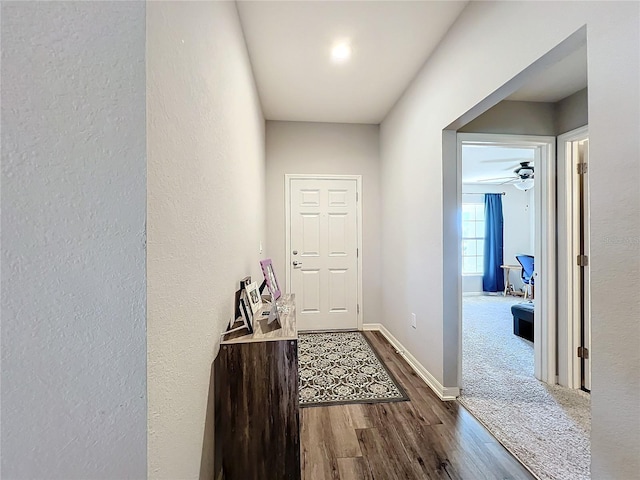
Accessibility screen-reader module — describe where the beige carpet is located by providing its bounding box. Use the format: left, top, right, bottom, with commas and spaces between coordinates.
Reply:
459, 295, 591, 480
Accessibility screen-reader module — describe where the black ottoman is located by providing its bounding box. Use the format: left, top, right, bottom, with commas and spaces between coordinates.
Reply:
511, 302, 534, 342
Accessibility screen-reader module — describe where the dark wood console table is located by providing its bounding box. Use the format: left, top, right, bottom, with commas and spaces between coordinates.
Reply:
214, 294, 300, 480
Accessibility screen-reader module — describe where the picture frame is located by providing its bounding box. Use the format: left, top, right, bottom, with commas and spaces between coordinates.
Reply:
239, 290, 254, 334
239, 276, 252, 291
232, 288, 243, 328
225, 288, 253, 336
259, 258, 281, 301
244, 281, 262, 314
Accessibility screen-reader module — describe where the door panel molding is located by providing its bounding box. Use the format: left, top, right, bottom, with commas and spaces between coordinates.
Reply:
285, 174, 363, 331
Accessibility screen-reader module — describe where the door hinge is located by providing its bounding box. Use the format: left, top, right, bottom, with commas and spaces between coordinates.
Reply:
356, 192, 359, 202
577, 163, 588, 175
577, 346, 589, 359
577, 254, 589, 267
357, 248, 359, 258
357, 304, 360, 314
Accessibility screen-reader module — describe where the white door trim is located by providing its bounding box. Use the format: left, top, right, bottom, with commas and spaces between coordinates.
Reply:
457, 133, 557, 385
557, 125, 589, 389
284, 174, 363, 331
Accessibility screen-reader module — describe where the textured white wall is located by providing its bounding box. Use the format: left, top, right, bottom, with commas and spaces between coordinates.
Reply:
147, 3, 265, 479
556, 88, 589, 135
461, 185, 534, 294
265, 121, 382, 326
458, 100, 557, 136
380, 1, 639, 477
1, 2, 146, 479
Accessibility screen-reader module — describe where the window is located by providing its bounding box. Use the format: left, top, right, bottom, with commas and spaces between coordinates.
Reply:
462, 203, 485, 275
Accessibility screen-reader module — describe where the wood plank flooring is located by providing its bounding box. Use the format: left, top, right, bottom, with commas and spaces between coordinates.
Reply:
300, 331, 535, 480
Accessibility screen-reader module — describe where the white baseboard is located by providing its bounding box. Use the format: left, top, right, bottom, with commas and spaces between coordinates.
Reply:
362, 323, 459, 401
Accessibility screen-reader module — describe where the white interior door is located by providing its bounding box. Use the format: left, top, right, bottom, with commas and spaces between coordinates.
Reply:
288, 177, 359, 331
568, 135, 591, 390
557, 126, 589, 389
581, 139, 591, 391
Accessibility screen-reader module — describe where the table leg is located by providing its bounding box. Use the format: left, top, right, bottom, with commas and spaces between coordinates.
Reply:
503, 268, 509, 296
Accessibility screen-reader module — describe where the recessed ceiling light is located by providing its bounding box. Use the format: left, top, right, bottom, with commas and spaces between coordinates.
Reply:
331, 42, 351, 63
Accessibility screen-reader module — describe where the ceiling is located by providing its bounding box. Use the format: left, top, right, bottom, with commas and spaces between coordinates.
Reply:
507, 44, 587, 102
236, 1, 587, 124
236, 1, 468, 124
462, 145, 536, 185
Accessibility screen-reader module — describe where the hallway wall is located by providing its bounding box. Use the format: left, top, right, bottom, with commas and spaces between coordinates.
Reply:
458, 100, 556, 136
147, 3, 265, 479
458, 91, 588, 137
265, 121, 382, 326
380, 2, 639, 478
1, 3, 147, 478
556, 88, 589, 134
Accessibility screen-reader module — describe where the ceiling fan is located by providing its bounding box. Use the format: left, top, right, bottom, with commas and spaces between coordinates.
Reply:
478, 161, 535, 191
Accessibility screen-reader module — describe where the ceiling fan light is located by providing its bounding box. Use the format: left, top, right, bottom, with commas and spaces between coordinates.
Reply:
513, 178, 534, 191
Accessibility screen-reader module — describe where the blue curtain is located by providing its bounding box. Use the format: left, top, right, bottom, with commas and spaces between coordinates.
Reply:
482, 194, 504, 292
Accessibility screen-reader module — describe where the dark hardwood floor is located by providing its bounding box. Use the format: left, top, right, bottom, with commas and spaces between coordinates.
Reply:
300, 331, 535, 480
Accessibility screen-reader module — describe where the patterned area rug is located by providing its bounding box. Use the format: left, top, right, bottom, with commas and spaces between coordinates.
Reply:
298, 331, 408, 407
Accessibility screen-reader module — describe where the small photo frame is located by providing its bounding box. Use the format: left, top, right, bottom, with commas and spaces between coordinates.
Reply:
239, 276, 252, 291
245, 281, 262, 314
259, 258, 281, 301
239, 291, 253, 334
232, 288, 243, 328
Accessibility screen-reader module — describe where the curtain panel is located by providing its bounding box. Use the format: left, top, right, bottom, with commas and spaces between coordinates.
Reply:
482, 194, 504, 292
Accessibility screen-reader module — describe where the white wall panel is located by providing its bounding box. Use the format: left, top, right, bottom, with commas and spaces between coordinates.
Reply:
147, 3, 265, 479
1, 3, 146, 478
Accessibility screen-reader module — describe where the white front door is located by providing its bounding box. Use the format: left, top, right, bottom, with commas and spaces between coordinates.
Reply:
288, 177, 359, 331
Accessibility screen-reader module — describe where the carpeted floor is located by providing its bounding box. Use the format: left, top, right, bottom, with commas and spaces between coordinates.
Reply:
298, 331, 408, 407
459, 295, 591, 480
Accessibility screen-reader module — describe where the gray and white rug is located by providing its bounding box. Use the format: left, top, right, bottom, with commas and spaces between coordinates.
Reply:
298, 331, 408, 407
460, 295, 591, 480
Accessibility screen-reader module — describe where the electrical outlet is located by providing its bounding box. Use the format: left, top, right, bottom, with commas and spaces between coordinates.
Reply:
411, 313, 417, 329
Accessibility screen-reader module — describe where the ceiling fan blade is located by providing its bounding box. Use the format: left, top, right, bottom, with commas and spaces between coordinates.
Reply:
498, 178, 517, 185
503, 165, 524, 172
504, 162, 535, 172
480, 158, 534, 164
476, 176, 515, 183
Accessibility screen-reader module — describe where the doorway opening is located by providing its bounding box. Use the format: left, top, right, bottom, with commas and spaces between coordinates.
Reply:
457, 133, 555, 388
454, 131, 591, 480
